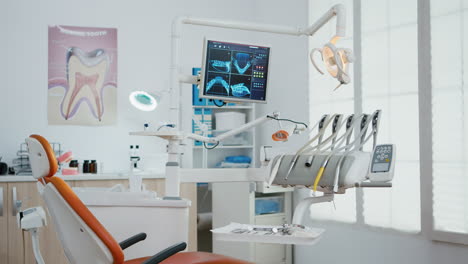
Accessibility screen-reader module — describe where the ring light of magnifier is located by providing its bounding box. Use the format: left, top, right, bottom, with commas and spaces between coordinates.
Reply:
129, 91, 158, 111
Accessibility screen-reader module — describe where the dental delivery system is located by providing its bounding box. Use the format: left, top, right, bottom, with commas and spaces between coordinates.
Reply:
130, 4, 393, 246
132, 109, 395, 245
210, 110, 395, 245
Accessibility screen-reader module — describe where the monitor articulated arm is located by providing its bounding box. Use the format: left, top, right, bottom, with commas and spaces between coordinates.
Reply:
169, 4, 347, 126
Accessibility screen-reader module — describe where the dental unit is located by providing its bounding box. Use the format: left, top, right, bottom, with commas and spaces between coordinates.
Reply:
127, 3, 394, 245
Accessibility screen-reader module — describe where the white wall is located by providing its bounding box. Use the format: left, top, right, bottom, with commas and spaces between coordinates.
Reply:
249, 0, 311, 153
0, 0, 278, 173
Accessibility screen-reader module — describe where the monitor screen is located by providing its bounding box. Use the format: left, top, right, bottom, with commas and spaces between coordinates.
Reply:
200, 40, 271, 103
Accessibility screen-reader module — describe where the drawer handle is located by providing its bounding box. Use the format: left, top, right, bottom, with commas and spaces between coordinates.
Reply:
12, 187, 22, 216
0, 187, 3, 217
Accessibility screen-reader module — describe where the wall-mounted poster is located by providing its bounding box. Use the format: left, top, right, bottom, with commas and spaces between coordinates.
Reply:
48, 25, 117, 125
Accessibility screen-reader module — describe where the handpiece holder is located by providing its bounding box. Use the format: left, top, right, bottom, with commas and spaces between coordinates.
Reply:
271, 151, 372, 192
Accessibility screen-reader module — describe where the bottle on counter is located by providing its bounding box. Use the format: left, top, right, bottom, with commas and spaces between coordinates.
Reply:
90, 160, 97, 174
130, 145, 134, 157
130, 145, 141, 169
83, 160, 90, 173
69, 160, 79, 168
134, 145, 141, 169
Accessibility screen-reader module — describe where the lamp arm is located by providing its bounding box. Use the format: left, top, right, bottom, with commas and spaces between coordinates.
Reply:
186, 112, 279, 144
304, 4, 346, 38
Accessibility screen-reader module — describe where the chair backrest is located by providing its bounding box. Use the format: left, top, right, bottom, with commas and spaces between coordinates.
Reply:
26, 135, 124, 264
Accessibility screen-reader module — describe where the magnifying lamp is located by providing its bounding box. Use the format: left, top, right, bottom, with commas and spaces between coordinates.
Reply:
129, 91, 161, 111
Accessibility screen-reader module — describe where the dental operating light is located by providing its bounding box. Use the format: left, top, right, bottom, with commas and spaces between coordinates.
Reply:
310, 42, 354, 90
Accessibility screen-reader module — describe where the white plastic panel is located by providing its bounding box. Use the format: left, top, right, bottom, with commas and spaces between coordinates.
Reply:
42, 184, 113, 264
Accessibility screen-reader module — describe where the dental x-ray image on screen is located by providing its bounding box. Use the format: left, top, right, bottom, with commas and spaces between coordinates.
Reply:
201, 40, 271, 103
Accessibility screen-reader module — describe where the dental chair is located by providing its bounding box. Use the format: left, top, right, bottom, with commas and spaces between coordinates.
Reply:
26, 134, 252, 264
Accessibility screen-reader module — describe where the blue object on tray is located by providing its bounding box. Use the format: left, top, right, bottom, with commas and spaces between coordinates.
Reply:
255, 199, 280, 215
224, 156, 251, 163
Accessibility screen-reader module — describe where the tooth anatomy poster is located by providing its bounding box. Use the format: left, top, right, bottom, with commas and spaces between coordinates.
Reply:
48, 25, 117, 126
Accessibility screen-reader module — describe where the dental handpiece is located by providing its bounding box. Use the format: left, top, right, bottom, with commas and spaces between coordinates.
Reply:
313, 114, 375, 193
300, 115, 346, 154
330, 115, 343, 150
317, 115, 327, 148
359, 114, 370, 151
285, 115, 334, 180
345, 115, 354, 151
371, 110, 382, 149
305, 114, 357, 154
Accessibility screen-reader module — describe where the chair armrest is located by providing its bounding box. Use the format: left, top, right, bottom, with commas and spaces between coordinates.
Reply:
142, 242, 187, 264
119, 233, 147, 250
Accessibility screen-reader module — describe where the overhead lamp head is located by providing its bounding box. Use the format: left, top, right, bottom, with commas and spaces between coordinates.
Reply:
310, 38, 354, 90
129, 91, 160, 111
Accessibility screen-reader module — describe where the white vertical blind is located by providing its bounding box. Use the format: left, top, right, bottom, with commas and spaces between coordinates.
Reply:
431, 0, 468, 234
360, 0, 420, 232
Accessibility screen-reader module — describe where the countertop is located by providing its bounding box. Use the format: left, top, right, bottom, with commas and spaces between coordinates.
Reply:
0, 172, 166, 182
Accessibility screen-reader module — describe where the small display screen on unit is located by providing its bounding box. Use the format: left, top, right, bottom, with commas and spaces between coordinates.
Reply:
372, 163, 390, 173
202, 40, 270, 103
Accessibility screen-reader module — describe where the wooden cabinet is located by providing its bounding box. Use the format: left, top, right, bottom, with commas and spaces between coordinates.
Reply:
1, 181, 70, 264
0, 178, 197, 263
0, 183, 8, 264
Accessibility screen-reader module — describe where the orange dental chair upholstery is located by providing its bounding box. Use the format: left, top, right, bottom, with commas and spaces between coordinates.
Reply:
26, 134, 252, 264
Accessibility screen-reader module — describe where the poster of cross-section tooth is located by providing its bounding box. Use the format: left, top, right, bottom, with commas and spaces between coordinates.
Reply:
48, 25, 117, 126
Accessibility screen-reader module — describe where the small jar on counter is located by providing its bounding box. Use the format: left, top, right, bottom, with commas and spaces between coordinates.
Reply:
69, 160, 79, 168
83, 160, 90, 173
90, 160, 97, 174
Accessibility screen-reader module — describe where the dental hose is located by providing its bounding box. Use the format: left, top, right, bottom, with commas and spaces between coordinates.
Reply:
284, 115, 336, 180
300, 116, 347, 154
312, 114, 375, 195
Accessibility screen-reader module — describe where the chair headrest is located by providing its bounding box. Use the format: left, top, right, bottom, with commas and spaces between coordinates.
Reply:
26, 135, 58, 179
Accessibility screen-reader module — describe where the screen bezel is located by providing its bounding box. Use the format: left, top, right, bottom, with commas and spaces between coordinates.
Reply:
199, 38, 272, 104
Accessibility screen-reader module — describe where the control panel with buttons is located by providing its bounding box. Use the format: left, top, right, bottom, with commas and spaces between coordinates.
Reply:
368, 144, 396, 182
